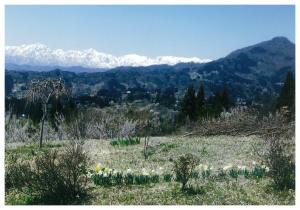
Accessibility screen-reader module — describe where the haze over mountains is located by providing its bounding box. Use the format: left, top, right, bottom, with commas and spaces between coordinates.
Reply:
6, 37, 295, 103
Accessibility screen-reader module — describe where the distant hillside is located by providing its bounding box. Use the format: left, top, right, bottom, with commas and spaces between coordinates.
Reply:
6, 37, 295, 103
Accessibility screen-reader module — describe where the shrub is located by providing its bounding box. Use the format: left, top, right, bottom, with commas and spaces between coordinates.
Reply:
173, 153, 200, 190
261, 112, 295, 190
5, 142, 89, 204
5, 114, 37, 143
5, 154, 34, 190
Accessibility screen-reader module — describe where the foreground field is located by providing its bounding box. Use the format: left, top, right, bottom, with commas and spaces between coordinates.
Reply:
5, 135, 295, 205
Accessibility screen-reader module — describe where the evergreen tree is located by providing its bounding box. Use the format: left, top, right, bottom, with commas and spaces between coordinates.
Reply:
181, 85, 197, 121
276, 71, 295, 117
156, 87, 176, 108
220, 86, 230, 110
196, 83, 205, 119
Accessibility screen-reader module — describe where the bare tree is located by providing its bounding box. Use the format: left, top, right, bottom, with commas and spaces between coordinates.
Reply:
26, 78, 67, 148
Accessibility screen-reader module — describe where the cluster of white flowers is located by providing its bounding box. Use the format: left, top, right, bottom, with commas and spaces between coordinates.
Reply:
261, 165, 270, 172
196, 164, 213, 172
237, 165, 247, 171
142, 168, 149, 176
223, 164, 233, 171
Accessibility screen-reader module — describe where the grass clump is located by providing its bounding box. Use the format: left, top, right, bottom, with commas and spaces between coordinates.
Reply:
110, 137, 141, 146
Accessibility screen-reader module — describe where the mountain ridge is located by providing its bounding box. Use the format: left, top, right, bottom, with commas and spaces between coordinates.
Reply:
6, 36, 295, 103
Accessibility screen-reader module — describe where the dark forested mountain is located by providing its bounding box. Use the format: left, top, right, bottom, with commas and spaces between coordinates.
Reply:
5, 37, 295, 104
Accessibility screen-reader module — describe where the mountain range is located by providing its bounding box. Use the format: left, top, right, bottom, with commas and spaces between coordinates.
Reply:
5, 43, 211, 70
5, 37, 295, 104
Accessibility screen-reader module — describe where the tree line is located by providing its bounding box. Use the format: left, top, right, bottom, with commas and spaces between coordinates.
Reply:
179, 71, 295, 122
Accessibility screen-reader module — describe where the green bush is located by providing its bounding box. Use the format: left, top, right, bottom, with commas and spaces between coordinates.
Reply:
5, 154, 34, 190
173, 153, 200, 190
262, 115, 295, 190
5, 142, 89, 204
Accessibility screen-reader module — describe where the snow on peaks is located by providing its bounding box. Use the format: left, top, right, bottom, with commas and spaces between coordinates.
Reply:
5, 43, 211, 69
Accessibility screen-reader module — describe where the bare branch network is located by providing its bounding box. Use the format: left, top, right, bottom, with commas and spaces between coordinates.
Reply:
26, 78, 67, 104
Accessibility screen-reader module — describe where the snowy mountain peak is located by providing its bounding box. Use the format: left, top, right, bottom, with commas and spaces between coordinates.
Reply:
5, 43, 211, 69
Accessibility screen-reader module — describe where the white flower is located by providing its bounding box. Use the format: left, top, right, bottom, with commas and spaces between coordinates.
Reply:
203, 165, 208, 171
265, 167, 270, 172
142, 168, 149, 176
97, 171, 103, 176
197, 164, 203, 171
223, 164, 233, 171
126, 168, 132, 174
142, 171, 149, 176
87, 172, 92, 178
252, 161, 257, 165
103, 173, 108, 177
241, 166, 247, 171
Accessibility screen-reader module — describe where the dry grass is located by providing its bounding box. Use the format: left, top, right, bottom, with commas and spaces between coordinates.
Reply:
5, 135, 294, 205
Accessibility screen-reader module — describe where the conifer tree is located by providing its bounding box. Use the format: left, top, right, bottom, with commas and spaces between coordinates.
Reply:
196, 83, 205, 119
220, 86, 230, 110
181, 85, 197, 121
276, 71, 295, 118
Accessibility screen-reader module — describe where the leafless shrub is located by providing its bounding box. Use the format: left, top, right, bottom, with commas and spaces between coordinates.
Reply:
5, 142, 89, 204
183, 106, 259, 137
26, 78, 67, 147
259, 109, 295, 190
5, 114, 35, 143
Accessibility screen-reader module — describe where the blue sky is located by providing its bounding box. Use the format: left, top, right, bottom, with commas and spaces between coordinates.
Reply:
5, 5, 295, 60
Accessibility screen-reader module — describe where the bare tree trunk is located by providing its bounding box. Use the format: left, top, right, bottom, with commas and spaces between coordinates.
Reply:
143, 136, 150, 160
40, 116, 45, 148
39, 104, 47, 148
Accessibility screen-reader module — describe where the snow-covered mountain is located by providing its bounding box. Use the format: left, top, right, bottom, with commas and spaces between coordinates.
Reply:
5, 43, 211, 69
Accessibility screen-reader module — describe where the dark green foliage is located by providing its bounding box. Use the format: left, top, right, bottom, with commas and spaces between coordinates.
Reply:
163, 173, 173, 182
124, 174, 134, 185
229, 168, 239, 180
266, 133, 295, 190
219, 86, 230, 111
180, 84, 233, 121
276, 71, 295, 120
5, 154, 34, 190
183, 184, 205, 195
110, 137, 141, 146
156, 87, 177, 108
150, 174, 160, 183
135, 174, 151, 185
126, 86, 151, 102
262, 114, 295, 190
269, 154, 295, 190
181, 85, 197, 121
196, 83, 205, 119
5, 74, 14, 96
6, 96, 76, 126
173, 153, 200, 190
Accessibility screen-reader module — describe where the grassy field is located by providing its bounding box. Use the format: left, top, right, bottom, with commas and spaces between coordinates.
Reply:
5, 135, 295, 205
